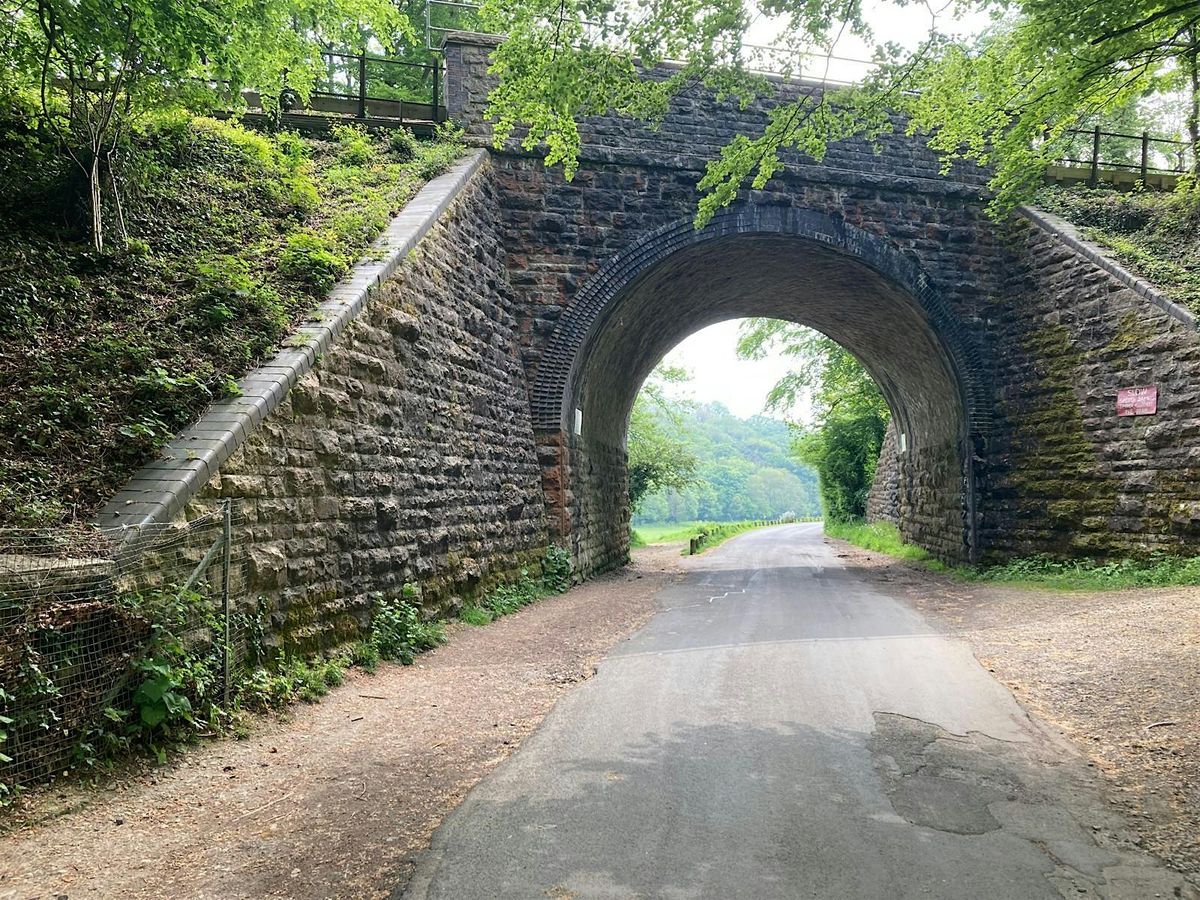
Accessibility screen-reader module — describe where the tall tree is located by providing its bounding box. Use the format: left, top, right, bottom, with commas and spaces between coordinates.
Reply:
627, 365, 699, 512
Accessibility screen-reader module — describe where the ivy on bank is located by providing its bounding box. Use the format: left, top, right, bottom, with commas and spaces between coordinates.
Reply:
0, 115, 464, 529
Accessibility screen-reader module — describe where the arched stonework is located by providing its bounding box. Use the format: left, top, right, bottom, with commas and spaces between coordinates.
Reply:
527, 204, 996, 573
531, 204, 993, 440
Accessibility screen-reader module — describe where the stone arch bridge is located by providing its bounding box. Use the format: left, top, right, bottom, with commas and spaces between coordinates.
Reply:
440, 33, 1200, 575
104, 33, 1200, 647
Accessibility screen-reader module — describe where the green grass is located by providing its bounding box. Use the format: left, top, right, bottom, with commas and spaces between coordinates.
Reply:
0, 115, 464, 527
824, 521, 942, 565
459, 605, 494, 626
969, 554, 1200, 591
457, 547, 575, 627
826, 519, 1200, 590
632, 521, 712, 544
632, 519, 819, 555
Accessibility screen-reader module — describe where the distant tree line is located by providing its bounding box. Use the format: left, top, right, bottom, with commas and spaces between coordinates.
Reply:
629, 388, 821, 525
737, 320, 889, 525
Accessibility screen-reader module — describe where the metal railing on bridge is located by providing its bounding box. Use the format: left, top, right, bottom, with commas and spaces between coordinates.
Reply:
305, 50, 444, 125
1050, 126, 1194, 190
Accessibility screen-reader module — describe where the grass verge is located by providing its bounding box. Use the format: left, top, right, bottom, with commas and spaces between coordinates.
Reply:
632, 519, 820, 555
826, 520, 1200, 590
824, 520, 943, 566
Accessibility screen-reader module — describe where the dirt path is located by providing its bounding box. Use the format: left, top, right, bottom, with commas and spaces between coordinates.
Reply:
829, 538, 1200, 877
0, 548, 683, 900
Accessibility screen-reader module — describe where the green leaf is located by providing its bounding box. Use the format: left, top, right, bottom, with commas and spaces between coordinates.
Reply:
140, 702, 168, 728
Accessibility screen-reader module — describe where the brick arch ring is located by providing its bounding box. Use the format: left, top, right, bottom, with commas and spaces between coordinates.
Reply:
527, 202, 994, 440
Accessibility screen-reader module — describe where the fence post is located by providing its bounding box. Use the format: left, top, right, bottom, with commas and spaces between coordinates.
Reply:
1089, 125, 1101, 186
358, 53, 367, 119
221, 499, 232, 708
432, 59, 441, 124
1141, 131, 1149, 183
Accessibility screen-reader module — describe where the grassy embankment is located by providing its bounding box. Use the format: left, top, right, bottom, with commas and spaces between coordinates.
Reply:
827, 521, 1200, 591
1033, 184, 1200, 315
632, 518, 821, 555
0, 115, 463, 527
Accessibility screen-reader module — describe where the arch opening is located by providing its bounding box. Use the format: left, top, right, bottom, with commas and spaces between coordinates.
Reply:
532, 208, 990, 574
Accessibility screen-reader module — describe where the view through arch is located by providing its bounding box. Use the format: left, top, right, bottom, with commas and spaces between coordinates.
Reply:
533, 208, 989, 573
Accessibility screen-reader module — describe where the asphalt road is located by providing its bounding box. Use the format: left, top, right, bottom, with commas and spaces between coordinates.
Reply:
400, 524, 1196, 900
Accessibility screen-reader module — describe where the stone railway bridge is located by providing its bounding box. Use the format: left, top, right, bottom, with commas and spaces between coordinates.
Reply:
104, 33, 1200, 649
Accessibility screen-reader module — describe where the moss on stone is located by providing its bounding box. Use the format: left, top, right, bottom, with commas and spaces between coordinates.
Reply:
1005, 323, 1120, 554
1106, 311, 1156, 353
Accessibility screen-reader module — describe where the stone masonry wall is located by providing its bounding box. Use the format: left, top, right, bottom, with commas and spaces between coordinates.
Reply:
444, 34, 1008, 568
445, 34, 1200, 568
977, 212, 1200, 560
191, 161, 547, 652
867, 423, 901, 526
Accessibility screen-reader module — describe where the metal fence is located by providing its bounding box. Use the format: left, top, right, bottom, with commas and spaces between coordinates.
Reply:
0, 502, 250, 795
1060, 126, 1195, 183
307, 50, 443, 123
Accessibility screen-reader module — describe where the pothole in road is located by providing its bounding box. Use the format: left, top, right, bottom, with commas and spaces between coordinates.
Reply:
867, 712, 1200, 899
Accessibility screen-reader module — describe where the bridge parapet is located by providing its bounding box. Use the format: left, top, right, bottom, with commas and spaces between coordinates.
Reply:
442, 32, 989, 194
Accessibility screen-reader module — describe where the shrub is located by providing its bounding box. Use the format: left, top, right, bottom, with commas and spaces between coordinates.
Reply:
348, 640, 380, 673
542, 546, 573, 593
193, 254, 288, 338
277, 230, 349, 293
388, 127, 419, 161
370, 592, 446, 664
331, 123, 376, 166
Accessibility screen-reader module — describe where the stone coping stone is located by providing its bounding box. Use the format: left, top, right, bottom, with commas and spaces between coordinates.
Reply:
1018, 205, 1198, 331
96, 148, 490, 534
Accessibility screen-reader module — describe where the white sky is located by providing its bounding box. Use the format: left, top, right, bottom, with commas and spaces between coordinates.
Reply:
740, 0, 994, 83
647, 4, 993, 424
658, 320, 801, 421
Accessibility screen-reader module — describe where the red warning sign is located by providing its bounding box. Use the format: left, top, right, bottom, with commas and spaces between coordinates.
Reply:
1116, 385, 1157, 417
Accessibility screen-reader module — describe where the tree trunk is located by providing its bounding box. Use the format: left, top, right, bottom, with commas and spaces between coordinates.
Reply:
89, 152, 103, 253
108, 151, 127, 243
1188, 30, 1199, 176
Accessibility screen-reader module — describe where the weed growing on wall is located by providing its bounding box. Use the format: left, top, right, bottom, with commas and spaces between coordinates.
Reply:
0, 579, 409, 803
369, 584, 447, 664
2, 544, 570, 803
458, 547, 575, 626
541, 546, 573, 593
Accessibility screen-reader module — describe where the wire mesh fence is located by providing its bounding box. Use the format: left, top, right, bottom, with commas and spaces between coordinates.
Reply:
0, 502, 251, 796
